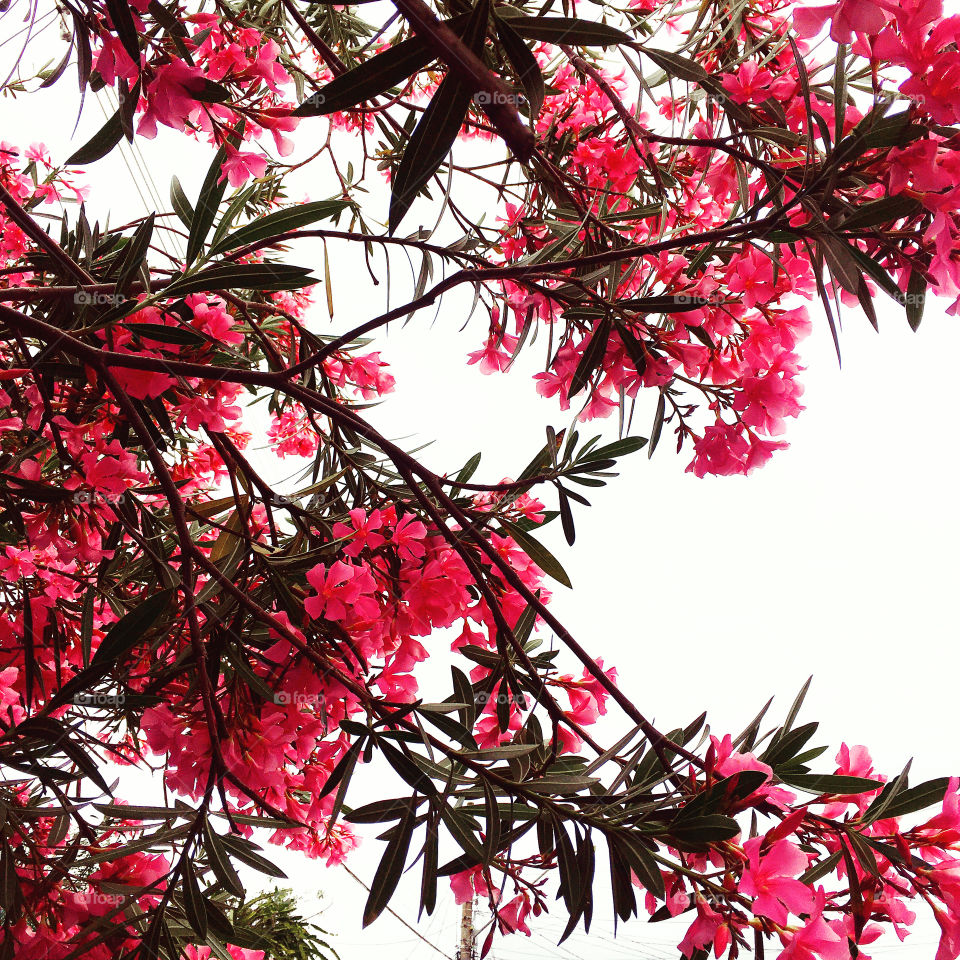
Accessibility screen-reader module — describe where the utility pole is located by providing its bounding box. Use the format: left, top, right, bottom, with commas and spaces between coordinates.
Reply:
457, 896, 475, 960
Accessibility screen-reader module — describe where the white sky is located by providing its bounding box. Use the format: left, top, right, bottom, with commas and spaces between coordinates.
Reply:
2, 6, 959, 958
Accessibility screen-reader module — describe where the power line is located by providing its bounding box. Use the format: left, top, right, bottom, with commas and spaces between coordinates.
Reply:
341, 863, 457, 960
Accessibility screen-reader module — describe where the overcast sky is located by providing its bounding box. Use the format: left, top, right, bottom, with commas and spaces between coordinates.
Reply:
2, 7, 959, 958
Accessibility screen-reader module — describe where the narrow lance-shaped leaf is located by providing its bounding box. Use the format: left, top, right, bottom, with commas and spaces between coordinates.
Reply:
388, 0, 489, 233
90, 589, 175, 669
209, 200, 352, 254
495, 15, 545, 117
104, 0, 141, 71
568, 318, 612, 400
504, 15, 634, 46
186, 140, 230, 264
364, 800, 417, 926
66, 111, 123, 166
499, 517, 572, 588
294, 17, 471, 116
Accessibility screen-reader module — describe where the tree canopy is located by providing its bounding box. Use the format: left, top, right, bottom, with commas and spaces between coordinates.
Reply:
1, 0, 959, 957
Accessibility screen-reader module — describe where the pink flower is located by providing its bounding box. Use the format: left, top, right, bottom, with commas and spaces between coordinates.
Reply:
678, 896, 726, 959
918, 777, 960, 853
0, 545, 37, 581
391, 512, 427, 561
721, 62, 776, 104
740, 837, 814, 925
793, 0, 891, 42
711, 734, 796, 810
332, 508, 385, 557
778, 887, 851, 960
934, 904, 960, 960
304, 560, 379, 622
467, 338, 514, 374
220, 146, 269, 187
0, 666, 19, 708
110, 363, 176, 400
137, 59, 205, 138
498, 893, 532, 936
450, 865, 497, 905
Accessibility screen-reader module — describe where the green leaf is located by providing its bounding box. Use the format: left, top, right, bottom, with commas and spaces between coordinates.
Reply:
495, 16, 545, 117
833, 45, 849, 144
347, 797, 418, 824
568, 318, 611, 399
846, 829, 880, 877
667, 814, 740, 851
165, 263, 316, 297
182, 860, 208, 939
799, 850, 842, 884
94, 803, 192, 819
838, 195, 921, 232
293, 19, 470, 117
761, 722, 818, 767
90, 589, 174, 669
441, 805, 485, 865
644, 48, 708, 83
209, 200, 352, 255
581, 436, 648, 461
499, 518, 572, 587
190, 79, 232, 103
870, 777, 951, 821
203, 822, 245, 898
66, 111, 123, 165
781, 773, 883, 795
608, 843, 638, 924
217, 835, 287, 879
123, 321, 206, 345
906, 267, 925, 331
388, 0, 489, 233
104, 0, 140, 72
613, 830, 664, 898
379, 740, 439, 796
557, 486, 575, 546
170, 176, 194, 230
364, 800, 417, 926
456, 452, 482, 483
186, 141, 229, 264
419, 814, 439, 917
648, 391, 666, 459
818, 235, 862, 296
620, 294, 710, 313
506, 15, 633, 46
676, 771, 769, 819
781, 675, 813, 735
114, 214, 155, 293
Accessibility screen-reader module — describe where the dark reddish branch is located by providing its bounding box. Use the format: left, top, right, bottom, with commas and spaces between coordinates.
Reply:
281, 0, 347, 76
0, 183, 96, 287
393, 461, 608, 758
98, 367, 235, 818
389, 0, 535, 162
0, 300, 698, 769
562, 47, 786, 184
